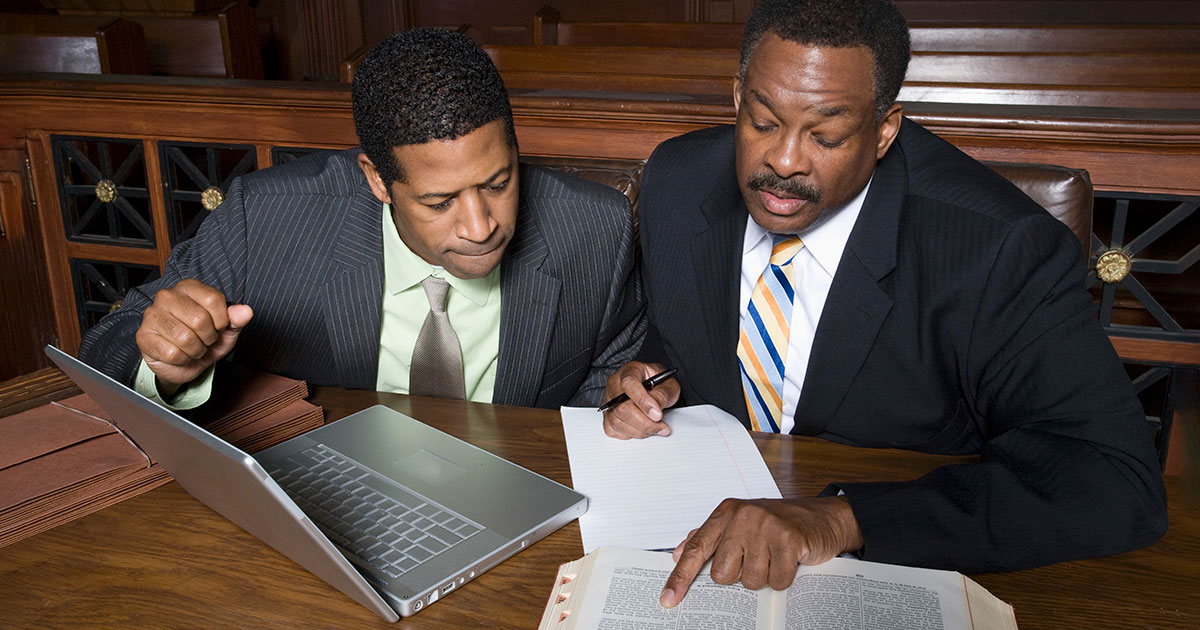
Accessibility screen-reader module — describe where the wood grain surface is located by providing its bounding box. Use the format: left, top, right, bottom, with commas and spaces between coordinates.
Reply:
0, 385, 1196, 629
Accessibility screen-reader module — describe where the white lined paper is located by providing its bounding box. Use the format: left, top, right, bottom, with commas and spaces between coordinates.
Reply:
561, 405, 782, 553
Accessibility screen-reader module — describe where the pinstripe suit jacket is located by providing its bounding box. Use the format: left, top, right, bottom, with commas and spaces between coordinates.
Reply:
635, 122, 1166, 572
79, 148, 645, 408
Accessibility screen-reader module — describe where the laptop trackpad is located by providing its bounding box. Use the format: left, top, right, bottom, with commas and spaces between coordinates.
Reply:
393, 449, 468, 486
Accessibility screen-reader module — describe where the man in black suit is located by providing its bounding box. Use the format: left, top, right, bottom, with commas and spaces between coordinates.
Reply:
602, 0, 1166, 607
79, 29, 644, 409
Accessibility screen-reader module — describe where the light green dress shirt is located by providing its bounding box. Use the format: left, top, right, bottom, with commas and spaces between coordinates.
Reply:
376, 203, 501, 402
135, 202, 502, 408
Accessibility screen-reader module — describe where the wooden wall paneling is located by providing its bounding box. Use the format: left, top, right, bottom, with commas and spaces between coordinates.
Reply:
143, 137, 172, 268
43, 0, 231, 17
255, 143, 275, 170
2, 75, 1198, 392
360, 0, 414, 48
896, 84, 1200, 110
268, 0, 369, 81
906, 53, 1200, 89
64, 241, 160, 266
217, 0, 265, 79
909, 25, 1200, 55
300, 0, 351, 81
895, 0, 1200, 24
0, 161, 57, 381
537, 19, 745, 47
1112, 338, 1200, 367
92, 17, 151, 74
0, 171, 18, 240
0, 16, 149, 75
1163, 368, 1199, 476
25, 131, 80, 355
413, 0, 692, 45
907, 106, 1200, 198
138, 16, 227, 76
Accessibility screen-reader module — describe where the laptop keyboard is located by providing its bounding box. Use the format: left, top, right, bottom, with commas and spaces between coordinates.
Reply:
266, 443, 483, 579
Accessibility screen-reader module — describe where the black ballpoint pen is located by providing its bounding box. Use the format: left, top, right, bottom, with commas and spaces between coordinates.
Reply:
596, 368, 679, 412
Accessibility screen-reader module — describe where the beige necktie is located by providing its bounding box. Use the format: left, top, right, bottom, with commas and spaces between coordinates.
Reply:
409, 276, 466, 399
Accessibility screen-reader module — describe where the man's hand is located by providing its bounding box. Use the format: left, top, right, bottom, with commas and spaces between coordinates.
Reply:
660, 496, 862, 608
602, 361, 681, 439
134, 279, 253, 388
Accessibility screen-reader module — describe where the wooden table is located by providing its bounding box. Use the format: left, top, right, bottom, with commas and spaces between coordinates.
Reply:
1, 384, 1197, 629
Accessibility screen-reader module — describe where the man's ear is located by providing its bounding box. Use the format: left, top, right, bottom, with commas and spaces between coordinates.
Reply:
357, 152, 392, 205
733, 76, 744, 116
875, 103, 903, 160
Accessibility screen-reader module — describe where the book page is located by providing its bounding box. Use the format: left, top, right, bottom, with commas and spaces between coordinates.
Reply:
561, 405, 781, 552
569, 547, 776, 630
782, 558, 1000, 630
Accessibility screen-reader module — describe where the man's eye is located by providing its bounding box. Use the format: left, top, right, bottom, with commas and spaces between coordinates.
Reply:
486, 180, 509, 192
814, 136, 845, 148
751, 121, 776, 132
430, 198, 453, 210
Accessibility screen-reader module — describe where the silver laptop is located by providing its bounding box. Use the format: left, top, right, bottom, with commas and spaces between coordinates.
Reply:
46, 346, 587, 621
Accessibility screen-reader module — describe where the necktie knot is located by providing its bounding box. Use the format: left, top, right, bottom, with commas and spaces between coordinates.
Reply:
769, 235, 805, 267
421, 276, 450, 314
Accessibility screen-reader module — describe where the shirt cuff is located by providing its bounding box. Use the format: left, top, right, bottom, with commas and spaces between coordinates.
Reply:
134, 360, 215, 410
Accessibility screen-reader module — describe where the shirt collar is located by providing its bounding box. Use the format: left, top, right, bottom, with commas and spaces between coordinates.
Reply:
742, 175, 873, 278
382, 202, 498, 306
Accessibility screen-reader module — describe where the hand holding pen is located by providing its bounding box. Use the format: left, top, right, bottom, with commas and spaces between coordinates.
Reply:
597, 367, 678, 412
599, 362, 682, 440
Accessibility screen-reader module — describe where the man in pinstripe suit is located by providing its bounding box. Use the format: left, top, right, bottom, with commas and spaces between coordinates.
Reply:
78, 29, 645, 410
601, 0, 1165, 610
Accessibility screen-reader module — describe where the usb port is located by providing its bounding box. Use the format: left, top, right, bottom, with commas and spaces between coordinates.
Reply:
442, 582, 456, 595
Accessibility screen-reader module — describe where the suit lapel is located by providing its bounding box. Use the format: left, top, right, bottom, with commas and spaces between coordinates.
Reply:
321, 177, 384, 390
792, 136, 905, 434
495, 195, 561, 406
692, 169, 751, 425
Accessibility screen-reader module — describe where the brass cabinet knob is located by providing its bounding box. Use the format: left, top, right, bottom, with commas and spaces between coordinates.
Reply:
95, 179, 118, 204
201, 186, 225, 211
1096, 249, 1132, 284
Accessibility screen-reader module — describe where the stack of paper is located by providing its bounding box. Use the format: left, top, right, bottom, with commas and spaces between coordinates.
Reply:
185, 365, 323, 453
0, 369, 324, 549
214, 399, 324, 453
188, 365, 311, 435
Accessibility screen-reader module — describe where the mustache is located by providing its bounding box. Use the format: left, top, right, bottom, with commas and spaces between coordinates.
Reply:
747, 172, 821, 202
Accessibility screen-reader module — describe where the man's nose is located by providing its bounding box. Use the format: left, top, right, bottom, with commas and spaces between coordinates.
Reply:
456, 193, 497, 243
764, 133, 810, 179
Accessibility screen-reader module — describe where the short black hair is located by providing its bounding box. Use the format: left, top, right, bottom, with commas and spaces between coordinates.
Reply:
739, 0, 910, 121
352, 28, 517, 188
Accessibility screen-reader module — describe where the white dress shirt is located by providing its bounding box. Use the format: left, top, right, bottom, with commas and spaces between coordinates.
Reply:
739, 178, 872, 434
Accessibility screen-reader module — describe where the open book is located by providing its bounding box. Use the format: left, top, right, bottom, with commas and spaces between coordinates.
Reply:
539, 547, 1017, 630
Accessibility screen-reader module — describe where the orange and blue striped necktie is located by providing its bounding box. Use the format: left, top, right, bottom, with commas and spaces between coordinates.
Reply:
738, 234, 805, 432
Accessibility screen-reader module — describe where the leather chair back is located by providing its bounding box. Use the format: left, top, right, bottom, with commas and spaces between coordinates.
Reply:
984, 161, 1094, 260
526, 155, 1094, 263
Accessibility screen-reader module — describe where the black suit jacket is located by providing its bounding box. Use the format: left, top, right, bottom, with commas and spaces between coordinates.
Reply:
79, 148, 645, 408
636, 121, 1166, 572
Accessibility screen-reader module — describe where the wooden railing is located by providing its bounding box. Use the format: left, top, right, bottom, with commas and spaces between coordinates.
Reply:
1, 74, 1196, 363
1, 72, 1195, 469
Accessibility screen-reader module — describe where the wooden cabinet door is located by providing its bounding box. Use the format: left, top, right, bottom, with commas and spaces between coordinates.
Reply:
0, 149, 57, 381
